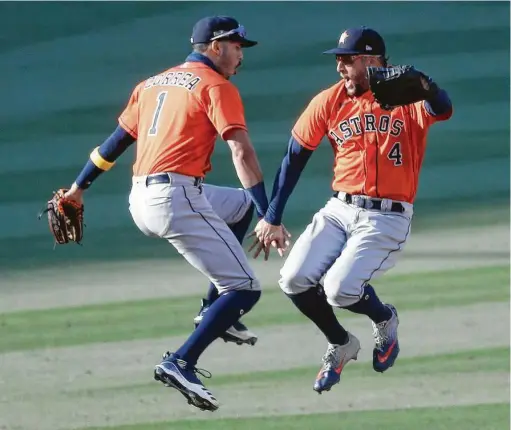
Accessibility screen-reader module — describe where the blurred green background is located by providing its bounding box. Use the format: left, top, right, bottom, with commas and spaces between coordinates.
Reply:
0, 1, 509, 271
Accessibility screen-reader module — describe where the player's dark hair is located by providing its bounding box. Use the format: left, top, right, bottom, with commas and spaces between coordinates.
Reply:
193, 43, 209, 53
380, 55, 389, 67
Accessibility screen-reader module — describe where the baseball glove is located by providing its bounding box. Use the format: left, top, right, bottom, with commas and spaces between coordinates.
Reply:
39, 188, 84, 245
367, 65, 439, 111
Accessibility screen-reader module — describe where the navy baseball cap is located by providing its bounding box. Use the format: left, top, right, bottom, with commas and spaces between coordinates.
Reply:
323, 27, 385, 56
190, 16, 257, 48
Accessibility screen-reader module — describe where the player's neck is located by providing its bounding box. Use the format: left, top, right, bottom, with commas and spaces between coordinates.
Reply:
186, 52, 223, 77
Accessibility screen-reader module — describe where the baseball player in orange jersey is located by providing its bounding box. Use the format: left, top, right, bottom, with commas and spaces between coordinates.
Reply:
252, 27, 453, 393
62, 16, 289, 411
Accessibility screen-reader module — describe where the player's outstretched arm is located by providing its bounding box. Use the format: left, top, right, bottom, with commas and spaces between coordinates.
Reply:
64, 125, 135, 203
264, 136, 313, 226
249, 135, 313, 260
261, 87, 326, 229
225, 128, 290, 259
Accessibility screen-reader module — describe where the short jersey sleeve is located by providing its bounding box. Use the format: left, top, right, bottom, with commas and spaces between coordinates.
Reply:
118, 83, 142, 139
206, 83, 248, 139
291, 90, 330, 150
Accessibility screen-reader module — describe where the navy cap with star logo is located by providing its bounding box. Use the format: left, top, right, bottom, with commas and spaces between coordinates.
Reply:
323, 26, 386, 56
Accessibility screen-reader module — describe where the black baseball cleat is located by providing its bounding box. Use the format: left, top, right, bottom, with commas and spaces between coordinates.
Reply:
194, 299, 258, 346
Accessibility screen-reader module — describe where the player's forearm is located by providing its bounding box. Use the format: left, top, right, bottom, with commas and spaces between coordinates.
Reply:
425, 88, 452, 116
74, 125, 135, 189
226, 129, 269, 216
231, 143, 264, 187
265, 136, 313, 225
232, 147, 269, 216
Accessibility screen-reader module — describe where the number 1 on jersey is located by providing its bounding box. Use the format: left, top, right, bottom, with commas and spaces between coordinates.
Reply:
148, 91, 168, 136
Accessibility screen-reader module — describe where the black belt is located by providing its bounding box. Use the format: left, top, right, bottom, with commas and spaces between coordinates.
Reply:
145, 173, 203, 187
334, 192, 405, 213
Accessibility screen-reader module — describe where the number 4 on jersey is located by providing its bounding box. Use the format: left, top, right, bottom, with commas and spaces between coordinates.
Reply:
387, 142, 403, 166
148, 91, 168, 136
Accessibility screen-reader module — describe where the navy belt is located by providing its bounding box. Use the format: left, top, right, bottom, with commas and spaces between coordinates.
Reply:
145, 173, 203, 187
334, 192, 405, 213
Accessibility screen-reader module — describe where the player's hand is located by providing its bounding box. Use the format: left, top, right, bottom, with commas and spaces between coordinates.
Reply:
248, 219, 291, 260
64, 183, 84, 206
247, 235, 269, 260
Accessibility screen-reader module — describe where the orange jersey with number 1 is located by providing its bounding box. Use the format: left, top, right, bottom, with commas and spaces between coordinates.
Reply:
118, 62, 247, 177
292, 80, 453, 204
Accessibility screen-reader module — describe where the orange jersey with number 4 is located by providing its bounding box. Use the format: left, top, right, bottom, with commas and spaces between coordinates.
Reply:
118, 62, 247, 177
292, 80, 452, 203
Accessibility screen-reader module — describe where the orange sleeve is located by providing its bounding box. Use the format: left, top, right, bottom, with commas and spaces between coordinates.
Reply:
291, 90, 329, 150
118, 83, 142, 139
206, 83, 247, 139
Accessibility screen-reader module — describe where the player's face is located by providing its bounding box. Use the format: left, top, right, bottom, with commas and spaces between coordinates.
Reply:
336, 55, 380, 96
216, 41, 244, 78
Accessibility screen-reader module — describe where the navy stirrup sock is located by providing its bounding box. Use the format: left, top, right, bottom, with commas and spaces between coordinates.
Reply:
177, 290, 261, 366
205, 283, 219, 303
287, 287, 348, 345
344, 284, 392, 324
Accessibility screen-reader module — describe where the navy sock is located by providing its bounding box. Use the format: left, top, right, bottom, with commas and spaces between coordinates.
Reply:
287, 286, 348, 345
344, 284, 392, 324
205, 283, 219, 303
177, 290, 261, 366
203, 203, 254, 306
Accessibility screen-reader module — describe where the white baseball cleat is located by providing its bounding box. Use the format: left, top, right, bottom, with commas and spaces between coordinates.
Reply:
313, 332, 361, 394
154, 352, 219, 412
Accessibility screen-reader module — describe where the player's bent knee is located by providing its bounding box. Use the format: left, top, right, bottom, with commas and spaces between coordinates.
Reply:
229, 289, 261, 313
250, 278, 262, 291
278, 272, 315, 295
323, 280, 363, 308
241, 277, 261, 292
244, 290, 261, 312
240, 277, 261, 292
219, 276, 261, 294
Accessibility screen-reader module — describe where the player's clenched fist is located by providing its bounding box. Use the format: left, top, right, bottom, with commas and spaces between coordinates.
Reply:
248, 219, 291, 261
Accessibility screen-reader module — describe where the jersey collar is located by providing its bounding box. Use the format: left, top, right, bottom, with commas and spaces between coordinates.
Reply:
185, 52, 221, 75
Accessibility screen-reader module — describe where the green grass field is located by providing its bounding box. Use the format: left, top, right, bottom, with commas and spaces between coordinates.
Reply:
84, 404, 510, 430
1, 264, 509, 430
1, 265, 508, 352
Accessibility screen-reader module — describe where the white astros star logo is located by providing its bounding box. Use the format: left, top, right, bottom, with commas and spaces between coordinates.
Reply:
339, 32, 349, 44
